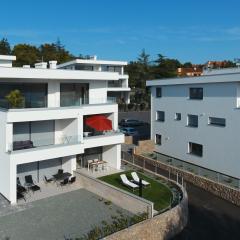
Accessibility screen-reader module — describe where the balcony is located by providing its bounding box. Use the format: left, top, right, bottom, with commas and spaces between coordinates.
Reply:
9, 134, 84, 164
108, 81, 123, 88
83, 131, 124, 149
9, 134, 82, 152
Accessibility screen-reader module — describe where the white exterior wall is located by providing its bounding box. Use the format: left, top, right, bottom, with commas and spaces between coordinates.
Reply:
88, 80, 108, 104
151, 82, 240, 179
0, 111, 12, 202
0, 61, 126, 204
48, 81, 60, 107
102, 144, 121, 170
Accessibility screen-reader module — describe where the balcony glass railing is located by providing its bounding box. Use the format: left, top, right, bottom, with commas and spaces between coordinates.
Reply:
60, 97, 117, 107
0, 99, 47, 110
108, 82, 123, 88
83, 129, 121, 138
0, 98, 117, 111
9, 135, 82, 152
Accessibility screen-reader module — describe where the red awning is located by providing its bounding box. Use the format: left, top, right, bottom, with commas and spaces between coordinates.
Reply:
85, 115, 112, 131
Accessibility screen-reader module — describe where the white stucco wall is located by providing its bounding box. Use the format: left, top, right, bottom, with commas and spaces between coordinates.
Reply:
102, 144, 121, 169
151, 82, 240, 179
0, 111, 12, 202
89, 80, 108, 104
48, 81, 60, 107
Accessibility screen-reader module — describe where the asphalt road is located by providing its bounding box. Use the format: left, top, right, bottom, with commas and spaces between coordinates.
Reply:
147, 163, 240, 240
119, 111, 151, 124
119, 111, 151, 141
174, 183, 240, 240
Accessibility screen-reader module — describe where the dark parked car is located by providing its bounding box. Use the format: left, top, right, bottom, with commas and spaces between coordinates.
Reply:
119, 119, 144, 127
120, 127, 138, 136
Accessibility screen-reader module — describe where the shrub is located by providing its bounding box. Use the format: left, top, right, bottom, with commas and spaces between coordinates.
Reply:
5, 89, 24, 108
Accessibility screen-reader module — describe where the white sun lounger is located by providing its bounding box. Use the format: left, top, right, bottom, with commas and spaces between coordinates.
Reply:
120, 174, 139, 191
131, 172, 150, 187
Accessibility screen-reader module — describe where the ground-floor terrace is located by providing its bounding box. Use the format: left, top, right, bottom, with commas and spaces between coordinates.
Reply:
0, 154, 188, 240
6, 144, 121, 204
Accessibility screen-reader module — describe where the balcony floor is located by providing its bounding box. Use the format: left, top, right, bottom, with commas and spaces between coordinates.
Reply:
17, 174, 83, 204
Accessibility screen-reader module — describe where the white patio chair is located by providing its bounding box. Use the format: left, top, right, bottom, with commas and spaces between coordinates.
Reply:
102, 162, 109, 171
87, 160, 93, 171
131, 172, 150, 187
120, 174, 139, 191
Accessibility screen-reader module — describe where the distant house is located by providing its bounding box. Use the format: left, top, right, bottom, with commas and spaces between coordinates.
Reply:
177, 67, 203, 77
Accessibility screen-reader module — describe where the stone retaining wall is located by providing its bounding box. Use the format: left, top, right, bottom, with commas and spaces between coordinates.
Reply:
105, 187, 188, 240
125, 136, 133, 145
134, 140, 155, 155
75, 172, 153, 218
134, 154, 240, 206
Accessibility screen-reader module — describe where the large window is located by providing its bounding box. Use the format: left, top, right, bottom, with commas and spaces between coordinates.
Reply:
13, 120, 54, 150
155, 134, 162, 145
189, 88, 203, 100
208, 117, 226, 127
188, 142, 203, 157
101, 66, 121, 74
187, 114, 198, 127
156, 111, 165, 122
0, 83, 47, 109
60, 83, 89, 107
75, 65, 94, 71
156, 87, 162, 98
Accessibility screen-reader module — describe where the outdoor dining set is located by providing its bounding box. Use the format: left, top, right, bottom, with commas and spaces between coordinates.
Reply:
17, 169, 76, 202
87, 159, 108, 172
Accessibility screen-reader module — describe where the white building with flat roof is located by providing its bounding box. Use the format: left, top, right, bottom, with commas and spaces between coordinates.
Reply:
57, 56, 130, 103
147, 69, 240, 181
0, 55, 128, 204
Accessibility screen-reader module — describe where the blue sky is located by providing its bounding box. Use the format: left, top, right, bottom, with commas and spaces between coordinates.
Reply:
1, 0, 240, 63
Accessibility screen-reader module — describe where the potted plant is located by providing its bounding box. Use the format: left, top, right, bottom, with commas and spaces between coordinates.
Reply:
5, 89, 24, 108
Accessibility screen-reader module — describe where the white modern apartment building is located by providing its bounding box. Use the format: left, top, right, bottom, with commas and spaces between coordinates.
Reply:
0, 55, 128, 204
57, 56, 130, 103
147, 68, 240, 181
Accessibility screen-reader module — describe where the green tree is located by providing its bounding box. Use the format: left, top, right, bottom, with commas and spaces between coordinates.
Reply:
183, 62, 193, 68
12, 44, 40, 67
5, 90, 25, 108
153, 54, 181, 78
39, 39, 74, 64
126, 49, 153, 89
0, 38, 11, 55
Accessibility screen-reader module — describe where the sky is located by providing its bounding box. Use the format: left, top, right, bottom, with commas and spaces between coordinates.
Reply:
1, 0, 240, 64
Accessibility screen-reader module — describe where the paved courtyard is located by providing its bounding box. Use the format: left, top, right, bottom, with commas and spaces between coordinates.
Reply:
0, 189, 133, 240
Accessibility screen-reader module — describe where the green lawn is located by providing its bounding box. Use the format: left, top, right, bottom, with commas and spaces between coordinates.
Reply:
98, 171, 173, 211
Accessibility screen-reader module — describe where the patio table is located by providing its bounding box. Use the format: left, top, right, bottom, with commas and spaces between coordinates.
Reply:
52, 172, 72, 181
89, 161, 107, 172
